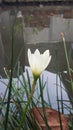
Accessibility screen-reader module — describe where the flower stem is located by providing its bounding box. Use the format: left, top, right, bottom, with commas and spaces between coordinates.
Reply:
61, 32, 73, 90
18, 80, 37, 130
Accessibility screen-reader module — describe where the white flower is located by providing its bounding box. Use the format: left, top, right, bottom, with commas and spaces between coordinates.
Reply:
28, 49, 51, 80
17, 11, 23, 18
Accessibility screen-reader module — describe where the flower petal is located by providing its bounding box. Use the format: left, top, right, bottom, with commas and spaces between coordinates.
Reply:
34, 49, 40, 56
41, 50, 51, 71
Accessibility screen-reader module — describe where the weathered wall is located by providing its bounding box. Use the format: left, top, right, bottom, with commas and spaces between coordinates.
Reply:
0, 7, 73, 77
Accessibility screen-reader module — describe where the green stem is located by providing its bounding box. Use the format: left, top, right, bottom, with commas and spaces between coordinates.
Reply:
55, 50, 63, 130
63, 37, 73, 90
4, 25, 14, 130
18, 80, 37, 130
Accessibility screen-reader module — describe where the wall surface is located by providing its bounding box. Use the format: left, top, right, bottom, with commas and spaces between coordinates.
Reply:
0, 7, 73, 76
